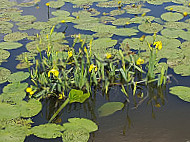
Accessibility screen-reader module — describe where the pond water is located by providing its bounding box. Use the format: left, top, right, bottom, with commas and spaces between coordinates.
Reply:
1, 0, 190, 142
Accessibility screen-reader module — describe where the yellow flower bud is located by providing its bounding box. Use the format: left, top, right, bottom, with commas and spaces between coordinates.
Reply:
68, 51, 73, 58
61, 20, 65, 23
46, 3, 50, 6
136, 58, 144, 65
183, 12, 188, 17
106, 53, 112, 59
26, 87, 32, 93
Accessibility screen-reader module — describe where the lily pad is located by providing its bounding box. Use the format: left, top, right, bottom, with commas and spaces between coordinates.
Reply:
0, 49, 10, 61
4, 32, 28, 41
48, 0, 65, 8
170, 86, 190, 102
130, 16, 155, 24
62, 129, 89, 142
3, 83, 28, 93
0, 42, 23, 50
11, 15, 36, 23
165, 5, 190, 13
124, 6, 151, 14
17, 99, 42, 118
31, 123, 65, 139
52, 10, 70, 17
164, 22, 190, 29
138, 22, 163, 33
91, 38, 117, 51
0, 67, 11, 84
8, 71, 30, 83
161, 12, 183, 22
112, 18, 131, 25
64, 118, 98, 133
109, 9, 125, 16
112, 28, 139, 36
98, 102, 124, 117
161, 28, 184, 38
173, 64, 190, 76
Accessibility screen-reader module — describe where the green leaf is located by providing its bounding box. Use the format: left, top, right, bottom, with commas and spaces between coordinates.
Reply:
69, 89, 90, 103
0, 42, 23, 50
8, 71, 30, 83
170, 86, 190, 102
138, 23, 163, 33
3, 82, 28, 93
17, 99, 42, 118
4, 32, 28, 41
98, 102, 124, 117
31, 123, 65, 139
161, 12, 183, 22
0, 67, 11, 84
64, 118, 98, 133
62, 129, 89, 142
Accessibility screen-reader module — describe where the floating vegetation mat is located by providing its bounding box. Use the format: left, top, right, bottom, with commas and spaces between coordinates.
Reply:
0, 0, 190, 141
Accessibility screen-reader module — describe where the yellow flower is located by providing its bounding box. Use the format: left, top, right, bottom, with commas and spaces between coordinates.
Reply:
48, 69, 59, 77
46, 3, 50, 6
29, 91, 35, 95
169, 8, 173, 11
141, 13, 146, 17
118, 1, 121, 4
155, 103, 161, 108
126, 22, 130, 25
26, 87, 32, 93
89, 64, 97, 72
136, 58, 144, 65
95, 66, 98, 72
61, 20, 65, 23
139, 35, 145, 42
58, 92, 65, 99
106, 53, 112, 59
183, 12, 188, 17
76, 16, 79, 19
153, 41, 162, 50
68, 51, 73, 58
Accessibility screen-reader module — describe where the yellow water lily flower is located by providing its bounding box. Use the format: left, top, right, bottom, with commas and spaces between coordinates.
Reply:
106, 53, 112, 59
139, 35, 145, 42
153, 41, 162, 50
68, 51, 73, 58
141, 13, 146, 17
118, 1, 121, 4
136, 58, 144, 65
61, 20, 65, 23
169, 8, 173, 11
95, 66, 98, 72
46, 3, 50, 6
29, 91, 35, 95
183, 12, 188, 17
126, 22, 130, 25
48, 69, 59, 77
26, 87, 32, 93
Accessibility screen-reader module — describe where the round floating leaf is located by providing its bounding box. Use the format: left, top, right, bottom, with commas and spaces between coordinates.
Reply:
0, 21, 14, 28
0, 123, 31, 142
96, 1, 118, 8
100, 16, 116, 24
138, 23, 163, 33
16, 61, 33, 69
52, 10, 70, 17
92, 38, 117, 51
93, 32, 113, 38
32, 22, 52, 30
130, 16, 155, 24
17, 99, 42, 118
16, 52, 37, 61
164, 22, 190, 29
8, 71, 30, 83
62, 129, 89, 142
0, 42, 23, 50
121, 37, 148, 50
173, 64, 190, 76
98, 102, 124, 117
161, 28, 184, 38
170, 86, 190, 102
146, 0, 171, 5
0, 103, 20, 120
112, 18, 130, 25
48, 0, 65, 8
0, 49, 10, 61
31, 123, 65, 139
4, 32, 28, 41
165, 5, 190, 13
179, 30, 190, 41
109, 9, 125, 16
3, 83, 28, 93
11, 15, 36, 23
64, 118, 98, 133
0, 67, 11, 84
112, 28, 138, 36
0, 91, 26, 104
161, 12, 183, 22
124, 6, 151, 14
